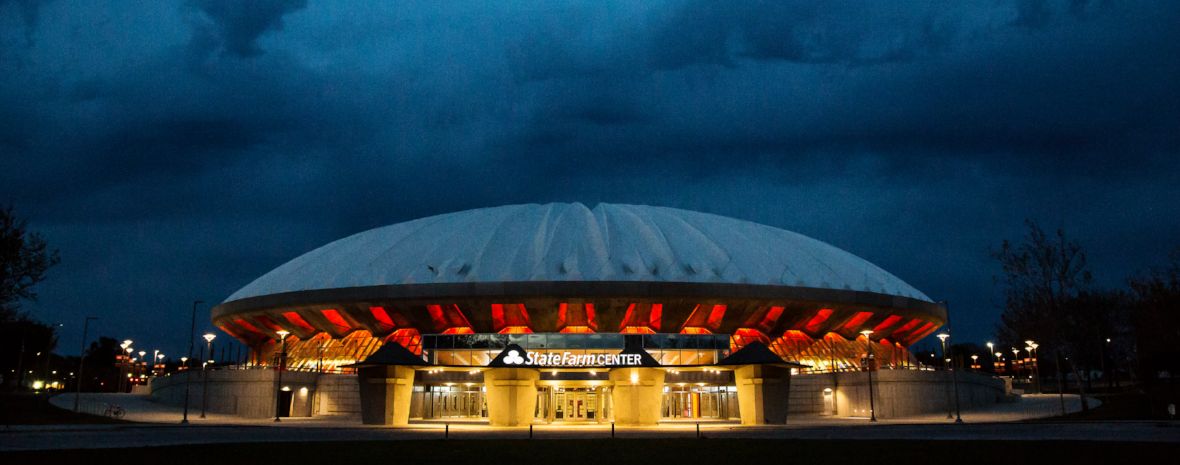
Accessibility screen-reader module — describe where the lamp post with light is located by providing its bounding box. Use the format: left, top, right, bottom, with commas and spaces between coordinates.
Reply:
1011, 348, 1021, 378
182, 300, 204, 424
937, 332, 963, 423
860, 329, 877, 422
201, 333, 216, 419
118, 340, 132, 392
137, 351, 146, 384
1027, 341, 1040, 393
937, 333, 953, 419
986, 342, 995, 373
274, 330, 290, 422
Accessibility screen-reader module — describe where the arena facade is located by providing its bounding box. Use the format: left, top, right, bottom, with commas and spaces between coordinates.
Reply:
208, 203, 950, 425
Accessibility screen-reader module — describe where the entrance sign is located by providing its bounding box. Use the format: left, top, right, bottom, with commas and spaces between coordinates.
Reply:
500, 349, 643, 367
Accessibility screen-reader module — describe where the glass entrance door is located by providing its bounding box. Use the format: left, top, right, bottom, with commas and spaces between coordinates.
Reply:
551, 387, 598, 422
566, 391, 587, 420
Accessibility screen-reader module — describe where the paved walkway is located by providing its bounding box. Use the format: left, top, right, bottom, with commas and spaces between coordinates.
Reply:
1, 393, 1172, 452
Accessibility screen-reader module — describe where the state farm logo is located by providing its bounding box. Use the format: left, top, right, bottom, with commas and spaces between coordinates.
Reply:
503, 349, 525, 365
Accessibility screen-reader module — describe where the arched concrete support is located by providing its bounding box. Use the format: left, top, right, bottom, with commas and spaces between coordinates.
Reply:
609, 367, 665, 425
734, 364, 792, 425
484, 368, 539, 426
357, 366, 415, 425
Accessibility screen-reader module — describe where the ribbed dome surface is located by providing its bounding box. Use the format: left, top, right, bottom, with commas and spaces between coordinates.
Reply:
225, 203, 930, 303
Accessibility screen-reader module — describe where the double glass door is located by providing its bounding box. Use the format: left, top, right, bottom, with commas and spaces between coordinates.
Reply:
662, 385, 736, 419
421, 386, 485, 418
540, 387, 604, 422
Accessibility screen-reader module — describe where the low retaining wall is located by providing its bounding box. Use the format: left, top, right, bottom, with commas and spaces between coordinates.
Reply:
149, 369, 319, 418
314, 373, 361, 415
791, 369, 1006, 419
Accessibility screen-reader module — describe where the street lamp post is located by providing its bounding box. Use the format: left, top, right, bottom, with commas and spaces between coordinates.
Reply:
994, 352, 1003, 373
971, 354, 979, 370
73, 316, 98, 412
937, 332, 963, 423
274, 330, 290, 422
1024, 340, 1036, 393
182, 300, 203, 424
860, 330, 876, 422
938, 333, 953, 419
136, 351, 145, 385
201, 333, 216, 419
118, 340, 131, 393
1029, 342, 1040, 393
1011, 348, 1020, 379
986, 342, 995, 373
152, 349, 159, 377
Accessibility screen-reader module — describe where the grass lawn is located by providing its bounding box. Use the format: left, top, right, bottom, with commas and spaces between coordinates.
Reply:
2, 439, 1177, 465
0, 392, 127, 425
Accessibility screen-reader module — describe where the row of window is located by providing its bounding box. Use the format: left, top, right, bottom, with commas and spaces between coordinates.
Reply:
422, 333, 732, 351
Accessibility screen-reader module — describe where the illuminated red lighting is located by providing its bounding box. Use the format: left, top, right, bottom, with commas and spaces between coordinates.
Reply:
253, 315, 284, 332
840, 311, 874, 331
802, 308, 834, 334
282, 312, 316, 334
872, 315, 904, 333
680, 327, 712, 334
369, 306, 396, 330
320, 308, 352, 334
491, 303, 532, 333
889, 318, 923, 338
559, 325, 595, 334
618, 303, 662, 333
729, 327, 770, 351
233, 318, 263, 334
556, 302, 599, 332
749, 306, 785, 333
619, 326, 656, 334
383, 328, 422, 355
426, 304, 475, 334
906, 322, 940, 344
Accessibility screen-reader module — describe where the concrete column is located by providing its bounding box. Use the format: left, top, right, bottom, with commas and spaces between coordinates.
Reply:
484, 367, 539, 426
608, 367, 665, 425
733, 364, 791, 425
357, 366, 416, 426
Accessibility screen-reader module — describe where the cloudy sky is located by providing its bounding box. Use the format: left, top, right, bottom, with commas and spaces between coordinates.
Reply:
2, 0, 1178, 356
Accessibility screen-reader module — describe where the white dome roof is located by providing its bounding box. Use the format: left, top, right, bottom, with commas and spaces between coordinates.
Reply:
225, 203, 931, 303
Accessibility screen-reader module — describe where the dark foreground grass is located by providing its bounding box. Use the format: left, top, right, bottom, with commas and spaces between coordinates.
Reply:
3, 439, 1177, 465
0, 392, 126, 425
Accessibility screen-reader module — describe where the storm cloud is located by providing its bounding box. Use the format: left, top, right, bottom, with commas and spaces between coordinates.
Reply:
1, 0, 1177, 355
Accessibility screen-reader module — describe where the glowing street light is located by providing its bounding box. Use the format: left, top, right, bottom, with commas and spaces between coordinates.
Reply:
935, 332, 962, 423
201, 333, 216, 419
275, 330, 290, 422
860, 329, 877, 422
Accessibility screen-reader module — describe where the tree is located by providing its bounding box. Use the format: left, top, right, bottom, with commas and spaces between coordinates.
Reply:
0, 205, 60, 322
1128, 247, 1180, 383
992, 220, 1093, 354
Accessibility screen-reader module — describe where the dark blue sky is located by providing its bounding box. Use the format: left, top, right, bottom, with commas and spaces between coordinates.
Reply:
2, 1, 1178, 357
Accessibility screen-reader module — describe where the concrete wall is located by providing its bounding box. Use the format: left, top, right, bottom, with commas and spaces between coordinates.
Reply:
484, 368, 540, 427
357, 366, 415, 425
149, 369, 318, 419
314, 374, 360, 415
790, 369, 1005, 419
608, 367, 665, 426
733, 364, 791, 425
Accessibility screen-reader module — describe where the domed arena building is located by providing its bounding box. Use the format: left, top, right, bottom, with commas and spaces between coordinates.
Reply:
192, 203, 963, 425
149, 203, 1003, 426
